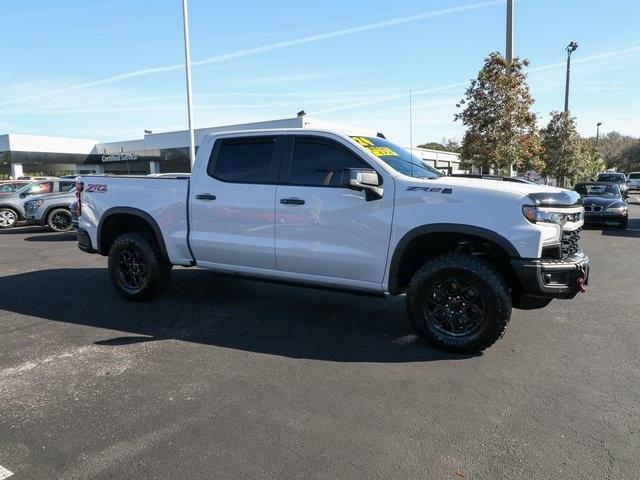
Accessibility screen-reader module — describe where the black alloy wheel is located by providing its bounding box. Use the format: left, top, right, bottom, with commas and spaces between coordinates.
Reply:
424, 276, 486, 337
115, 247, 147, 292
49, 209, 73, 232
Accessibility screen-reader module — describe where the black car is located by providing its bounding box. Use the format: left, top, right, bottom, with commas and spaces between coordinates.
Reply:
575, 182, 628, 229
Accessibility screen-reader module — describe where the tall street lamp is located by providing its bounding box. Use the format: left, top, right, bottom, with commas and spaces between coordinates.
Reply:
564, 41, 578, 113
181, 0, 196, 168
596, 122, 602, 146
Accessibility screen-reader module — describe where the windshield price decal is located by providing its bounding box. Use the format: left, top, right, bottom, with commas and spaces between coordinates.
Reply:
352, 136, 400, 157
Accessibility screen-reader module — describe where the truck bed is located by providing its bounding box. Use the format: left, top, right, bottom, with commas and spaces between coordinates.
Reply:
78, 175, 194, 265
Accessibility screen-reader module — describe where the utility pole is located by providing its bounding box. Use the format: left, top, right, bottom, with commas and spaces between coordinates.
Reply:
564, 41, 578, 113
596, 122, 602, 146
181, 0, 196, 168
506, 0, 514, 61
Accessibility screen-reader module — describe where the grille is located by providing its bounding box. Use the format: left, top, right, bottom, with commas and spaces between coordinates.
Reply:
561, 228, 581, 257
584, 205, 602, 213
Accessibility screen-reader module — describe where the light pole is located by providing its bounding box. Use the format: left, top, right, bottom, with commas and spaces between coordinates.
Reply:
506, 0, 514, 61
596, 122, 602, 146
181, 0, 196, 168
564, 41, 578, 113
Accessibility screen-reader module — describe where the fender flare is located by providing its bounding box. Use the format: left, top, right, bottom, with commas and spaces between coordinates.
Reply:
97, 207, 169, 262
387, 223, 520, 294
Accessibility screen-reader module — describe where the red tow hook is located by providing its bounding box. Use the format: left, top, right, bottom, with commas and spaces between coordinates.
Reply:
576, 276, 586, 293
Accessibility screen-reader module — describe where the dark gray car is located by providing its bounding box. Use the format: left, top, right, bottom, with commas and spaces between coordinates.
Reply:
0, 179, 76, 228
596, 172, 629, 198
24, 189, 76, 232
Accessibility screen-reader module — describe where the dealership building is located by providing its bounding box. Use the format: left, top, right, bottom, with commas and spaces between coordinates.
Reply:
0, 116, 463, 179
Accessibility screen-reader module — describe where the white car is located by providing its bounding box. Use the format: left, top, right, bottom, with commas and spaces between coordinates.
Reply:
627, 172, 640, 192
76, 129, 589, 352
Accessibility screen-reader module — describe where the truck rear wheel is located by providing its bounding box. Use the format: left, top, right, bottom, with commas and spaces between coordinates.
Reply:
108, 232, 172, 301
47, 208, 73, 232
406, 253, 511, 353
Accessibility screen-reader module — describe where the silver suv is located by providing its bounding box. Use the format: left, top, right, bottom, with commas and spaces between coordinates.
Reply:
24, 189, 76, 232
0, 179, 76, 228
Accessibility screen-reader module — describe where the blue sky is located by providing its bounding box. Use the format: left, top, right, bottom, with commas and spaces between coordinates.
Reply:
2, 0, 639, 146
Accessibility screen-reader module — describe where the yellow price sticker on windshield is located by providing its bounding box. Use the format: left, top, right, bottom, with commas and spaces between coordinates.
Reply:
351, 136, 399, 157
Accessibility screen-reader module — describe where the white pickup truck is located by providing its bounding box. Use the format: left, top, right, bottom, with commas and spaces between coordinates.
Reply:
76, 129, 589, 352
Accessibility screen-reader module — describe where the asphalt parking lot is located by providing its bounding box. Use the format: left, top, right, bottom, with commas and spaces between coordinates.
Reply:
1, 203, 639, 480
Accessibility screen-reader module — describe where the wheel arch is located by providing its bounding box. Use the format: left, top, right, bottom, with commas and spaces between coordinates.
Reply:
97, 207, 169, 262
387, 224, 521, 295
0, 204, 23, 220
44, 205, 70, 222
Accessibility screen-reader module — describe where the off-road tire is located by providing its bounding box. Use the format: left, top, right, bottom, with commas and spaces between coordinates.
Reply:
0, 207, 18, 229
47, 208, 73, 232
406, 253, 512, 353
108, 232, 172, 301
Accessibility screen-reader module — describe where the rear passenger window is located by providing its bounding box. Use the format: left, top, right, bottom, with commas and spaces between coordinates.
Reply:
291, 138, 368, 187
210, 137, 276, 183
60, 181, 75, 192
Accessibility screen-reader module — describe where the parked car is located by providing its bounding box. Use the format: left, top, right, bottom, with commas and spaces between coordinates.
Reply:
0, 179, 77, 228
595, 172, 629, 198
17, 176, 59, 181
627, 172, 640, 192
24, 189, 76, 232
575, 182, 628, 229
76, 129, 589, 353
0, 180, 32, 196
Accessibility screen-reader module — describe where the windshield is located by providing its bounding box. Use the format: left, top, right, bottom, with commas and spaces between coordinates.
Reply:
15, 182, 50, 196
597, 173, 626, 182
575, 184, 620, 198
629, 173, 640, 179
350, 136, 442, 179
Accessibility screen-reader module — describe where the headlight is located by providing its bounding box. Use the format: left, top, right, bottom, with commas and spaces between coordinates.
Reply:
522, 205, 569, 224
26, 199, 44, 209
606, 206, 628, 214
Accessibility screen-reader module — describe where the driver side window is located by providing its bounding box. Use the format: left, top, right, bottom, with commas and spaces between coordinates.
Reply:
291, 137, 368, 187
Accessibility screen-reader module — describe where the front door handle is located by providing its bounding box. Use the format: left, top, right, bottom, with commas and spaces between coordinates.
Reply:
280, 198, 305, 205
196, 193, 216, 201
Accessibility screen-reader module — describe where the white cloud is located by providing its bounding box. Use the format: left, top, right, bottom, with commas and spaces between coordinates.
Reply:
0, 0, 504, 107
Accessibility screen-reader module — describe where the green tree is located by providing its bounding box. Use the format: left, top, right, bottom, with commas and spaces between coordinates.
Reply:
540, 111, 583, 186
588, 131, 638, 171
417, 138, 460, 153
455, 52, 542, 174
577, 139, 606, 182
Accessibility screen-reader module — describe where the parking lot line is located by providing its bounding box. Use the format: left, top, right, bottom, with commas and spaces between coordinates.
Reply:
0, 465, 13, 480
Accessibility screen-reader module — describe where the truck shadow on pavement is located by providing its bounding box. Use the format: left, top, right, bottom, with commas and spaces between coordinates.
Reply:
0, 268, 472, 363
23, 232, 77, 242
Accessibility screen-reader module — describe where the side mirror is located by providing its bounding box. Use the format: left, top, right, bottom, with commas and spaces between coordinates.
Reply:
19, 193, 27, 198
342, 168, 383, 200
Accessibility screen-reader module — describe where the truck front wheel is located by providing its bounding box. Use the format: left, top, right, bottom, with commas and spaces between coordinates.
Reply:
406, 253, 511, 353
108, 232, 172, 301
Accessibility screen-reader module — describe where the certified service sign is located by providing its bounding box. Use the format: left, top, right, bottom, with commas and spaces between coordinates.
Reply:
101, 153, 139, 163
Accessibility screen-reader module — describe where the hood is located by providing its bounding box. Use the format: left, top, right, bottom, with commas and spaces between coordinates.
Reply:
581, 196, 626, 208
423, 176, 580, 206
28, 190, 76, 202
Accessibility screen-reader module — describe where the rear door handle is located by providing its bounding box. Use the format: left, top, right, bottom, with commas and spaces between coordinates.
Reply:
196, 193, 216, 201
280, 198, 305, 205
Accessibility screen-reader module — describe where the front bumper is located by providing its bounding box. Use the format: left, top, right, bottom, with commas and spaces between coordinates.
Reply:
77, 228, 96, 254
511, 250, 589, 300
584, 213, 627, 225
